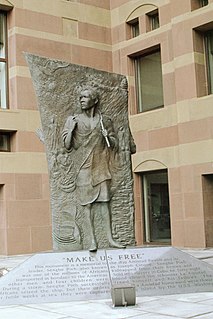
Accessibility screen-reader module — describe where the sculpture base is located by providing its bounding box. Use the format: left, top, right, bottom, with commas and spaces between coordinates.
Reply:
0, 247, 212, 306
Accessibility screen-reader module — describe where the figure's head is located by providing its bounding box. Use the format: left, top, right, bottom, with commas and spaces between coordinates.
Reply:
79, 87, 99, 110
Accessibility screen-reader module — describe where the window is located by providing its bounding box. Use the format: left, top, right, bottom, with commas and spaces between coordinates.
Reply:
191, 0, 208, 10
193, 27, 213, 97
142, 171, 171, 244
0, 132, 11, 151
0, 184, 4, 200
147, 9, 159, 31
128, 18, 139, 38
0, 12, 8, 109
134, 49, 164, 112
199, 0, 208, 7
204, 30, 213, 94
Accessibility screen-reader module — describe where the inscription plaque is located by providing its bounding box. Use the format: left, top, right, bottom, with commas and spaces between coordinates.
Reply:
108, 248, 213, 296
0, 247, 212, 305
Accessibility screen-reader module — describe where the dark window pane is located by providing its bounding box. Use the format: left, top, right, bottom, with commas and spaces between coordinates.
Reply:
0, 13, 6, 59
200, 0, 208, 7
142, 171, 171, 243
132, 22, 139, 37
147, 10, 160, 31
135, 50, 164, 112
205, 30, 213, 94
0, 133, 10, 151
128, 18, 139, 38
151, 14, 159, 30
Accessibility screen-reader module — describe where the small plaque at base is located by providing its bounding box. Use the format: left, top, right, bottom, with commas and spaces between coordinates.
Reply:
111, 284, 136, 307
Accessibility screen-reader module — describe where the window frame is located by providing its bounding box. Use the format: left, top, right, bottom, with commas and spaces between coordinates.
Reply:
0, 11, 9, 109
191, 0, 209, 10
127, 18, 140, 39
199, 0, 209, 7
141, 170, 171, 244
204, 30, 213, 95
133, 47, 164, 113
193, 26, 213, 97
146, 9, 160, 32
0, 131, 12, 152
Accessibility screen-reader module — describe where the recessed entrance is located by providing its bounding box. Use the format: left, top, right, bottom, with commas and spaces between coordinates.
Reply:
142, 170, 171, 244
202, 174, 213, 247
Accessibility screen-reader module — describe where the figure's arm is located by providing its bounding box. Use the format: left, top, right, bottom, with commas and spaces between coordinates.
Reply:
62, 116, 77, 151
108, 128, 117, 149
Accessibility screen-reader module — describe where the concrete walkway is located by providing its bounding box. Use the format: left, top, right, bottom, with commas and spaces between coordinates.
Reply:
0, 248, 213, 319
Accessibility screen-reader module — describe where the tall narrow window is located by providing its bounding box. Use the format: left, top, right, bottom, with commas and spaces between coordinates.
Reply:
147, 9, 159, 32
134, 49, 164, 112
0, 132, 11, 151
128, 18, 139, 38
0, 184, 4, 200
205, 30, 213, 94
0, 12, 8, 109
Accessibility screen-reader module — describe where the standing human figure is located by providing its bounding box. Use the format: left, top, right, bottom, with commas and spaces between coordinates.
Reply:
62, 87, 124, 251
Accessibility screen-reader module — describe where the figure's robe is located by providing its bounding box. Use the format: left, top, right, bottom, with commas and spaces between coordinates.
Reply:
62, 114, 116, 205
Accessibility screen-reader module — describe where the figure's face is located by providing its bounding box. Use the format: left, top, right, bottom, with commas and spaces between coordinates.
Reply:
80, 90, 97, 110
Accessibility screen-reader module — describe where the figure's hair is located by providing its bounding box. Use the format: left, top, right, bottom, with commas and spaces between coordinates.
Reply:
80, 86, 99, 104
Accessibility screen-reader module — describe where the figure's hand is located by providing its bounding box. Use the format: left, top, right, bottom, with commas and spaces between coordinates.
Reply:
101, 128, 108, 137
70, 117, 78, 131
101, 129, 111, 147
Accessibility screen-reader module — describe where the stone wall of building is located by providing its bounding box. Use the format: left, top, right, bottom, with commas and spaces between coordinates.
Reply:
110, 0, 213, 248
0, 0, 112, 254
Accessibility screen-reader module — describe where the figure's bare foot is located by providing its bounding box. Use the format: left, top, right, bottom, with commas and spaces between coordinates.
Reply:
89, 242, 97, 252
108, 239, 125, 249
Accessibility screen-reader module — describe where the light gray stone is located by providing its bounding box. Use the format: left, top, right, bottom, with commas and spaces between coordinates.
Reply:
25, 53, 136, 252
0, 247, 212, 306
108, 247, 213, 296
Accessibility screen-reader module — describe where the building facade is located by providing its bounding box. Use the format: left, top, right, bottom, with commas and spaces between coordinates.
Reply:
0, 0, 213, 255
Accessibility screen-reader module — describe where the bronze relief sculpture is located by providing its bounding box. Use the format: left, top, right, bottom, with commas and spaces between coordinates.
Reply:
26, 54, 136, 251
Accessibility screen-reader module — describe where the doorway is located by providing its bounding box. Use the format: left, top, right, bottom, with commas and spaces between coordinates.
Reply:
202, 174, 213, 247
142, 170, 171, 244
